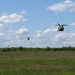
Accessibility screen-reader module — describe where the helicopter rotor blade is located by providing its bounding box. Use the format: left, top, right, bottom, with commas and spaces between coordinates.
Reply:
53, 23, 61, 26
58, 23, 61, 26
62, 24, 69, 26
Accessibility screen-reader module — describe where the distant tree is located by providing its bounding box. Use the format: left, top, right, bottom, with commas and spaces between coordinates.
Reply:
19, 46, 23, 50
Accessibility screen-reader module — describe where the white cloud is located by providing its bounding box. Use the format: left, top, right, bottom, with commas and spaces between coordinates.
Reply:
16, 27, 29, 35
0, 23, 75, 48
34, 28, 75, 47
0, 11, 29, 47
0, 26, 30, 47
47, 0, 75, 13
69, 22, 75, 26
0, 12, 28, 26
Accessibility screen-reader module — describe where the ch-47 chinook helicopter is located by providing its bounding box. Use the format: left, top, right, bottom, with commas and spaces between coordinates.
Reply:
27, 37, 30, 40
55, 23, 68, 31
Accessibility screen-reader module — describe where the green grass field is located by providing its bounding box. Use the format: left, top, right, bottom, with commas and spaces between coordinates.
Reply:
0, 50, 75, 75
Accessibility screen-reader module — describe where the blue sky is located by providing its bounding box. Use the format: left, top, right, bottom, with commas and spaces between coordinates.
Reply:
0, 0, 75, 48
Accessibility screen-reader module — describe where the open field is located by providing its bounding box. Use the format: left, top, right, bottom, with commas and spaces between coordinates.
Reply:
0, 48, 75, 75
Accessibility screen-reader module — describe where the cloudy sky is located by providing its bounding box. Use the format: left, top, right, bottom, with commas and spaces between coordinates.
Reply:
0, 0, 75, 48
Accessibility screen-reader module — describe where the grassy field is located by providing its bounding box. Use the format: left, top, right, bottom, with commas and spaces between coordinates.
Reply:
0, 50, 75, 75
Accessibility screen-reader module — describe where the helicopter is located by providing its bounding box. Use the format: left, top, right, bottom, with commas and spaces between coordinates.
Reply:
55, 23, 68, 31
27, 37, 30, 40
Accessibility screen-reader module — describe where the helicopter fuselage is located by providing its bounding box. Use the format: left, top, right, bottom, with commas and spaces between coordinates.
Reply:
58, 25, 64, 31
